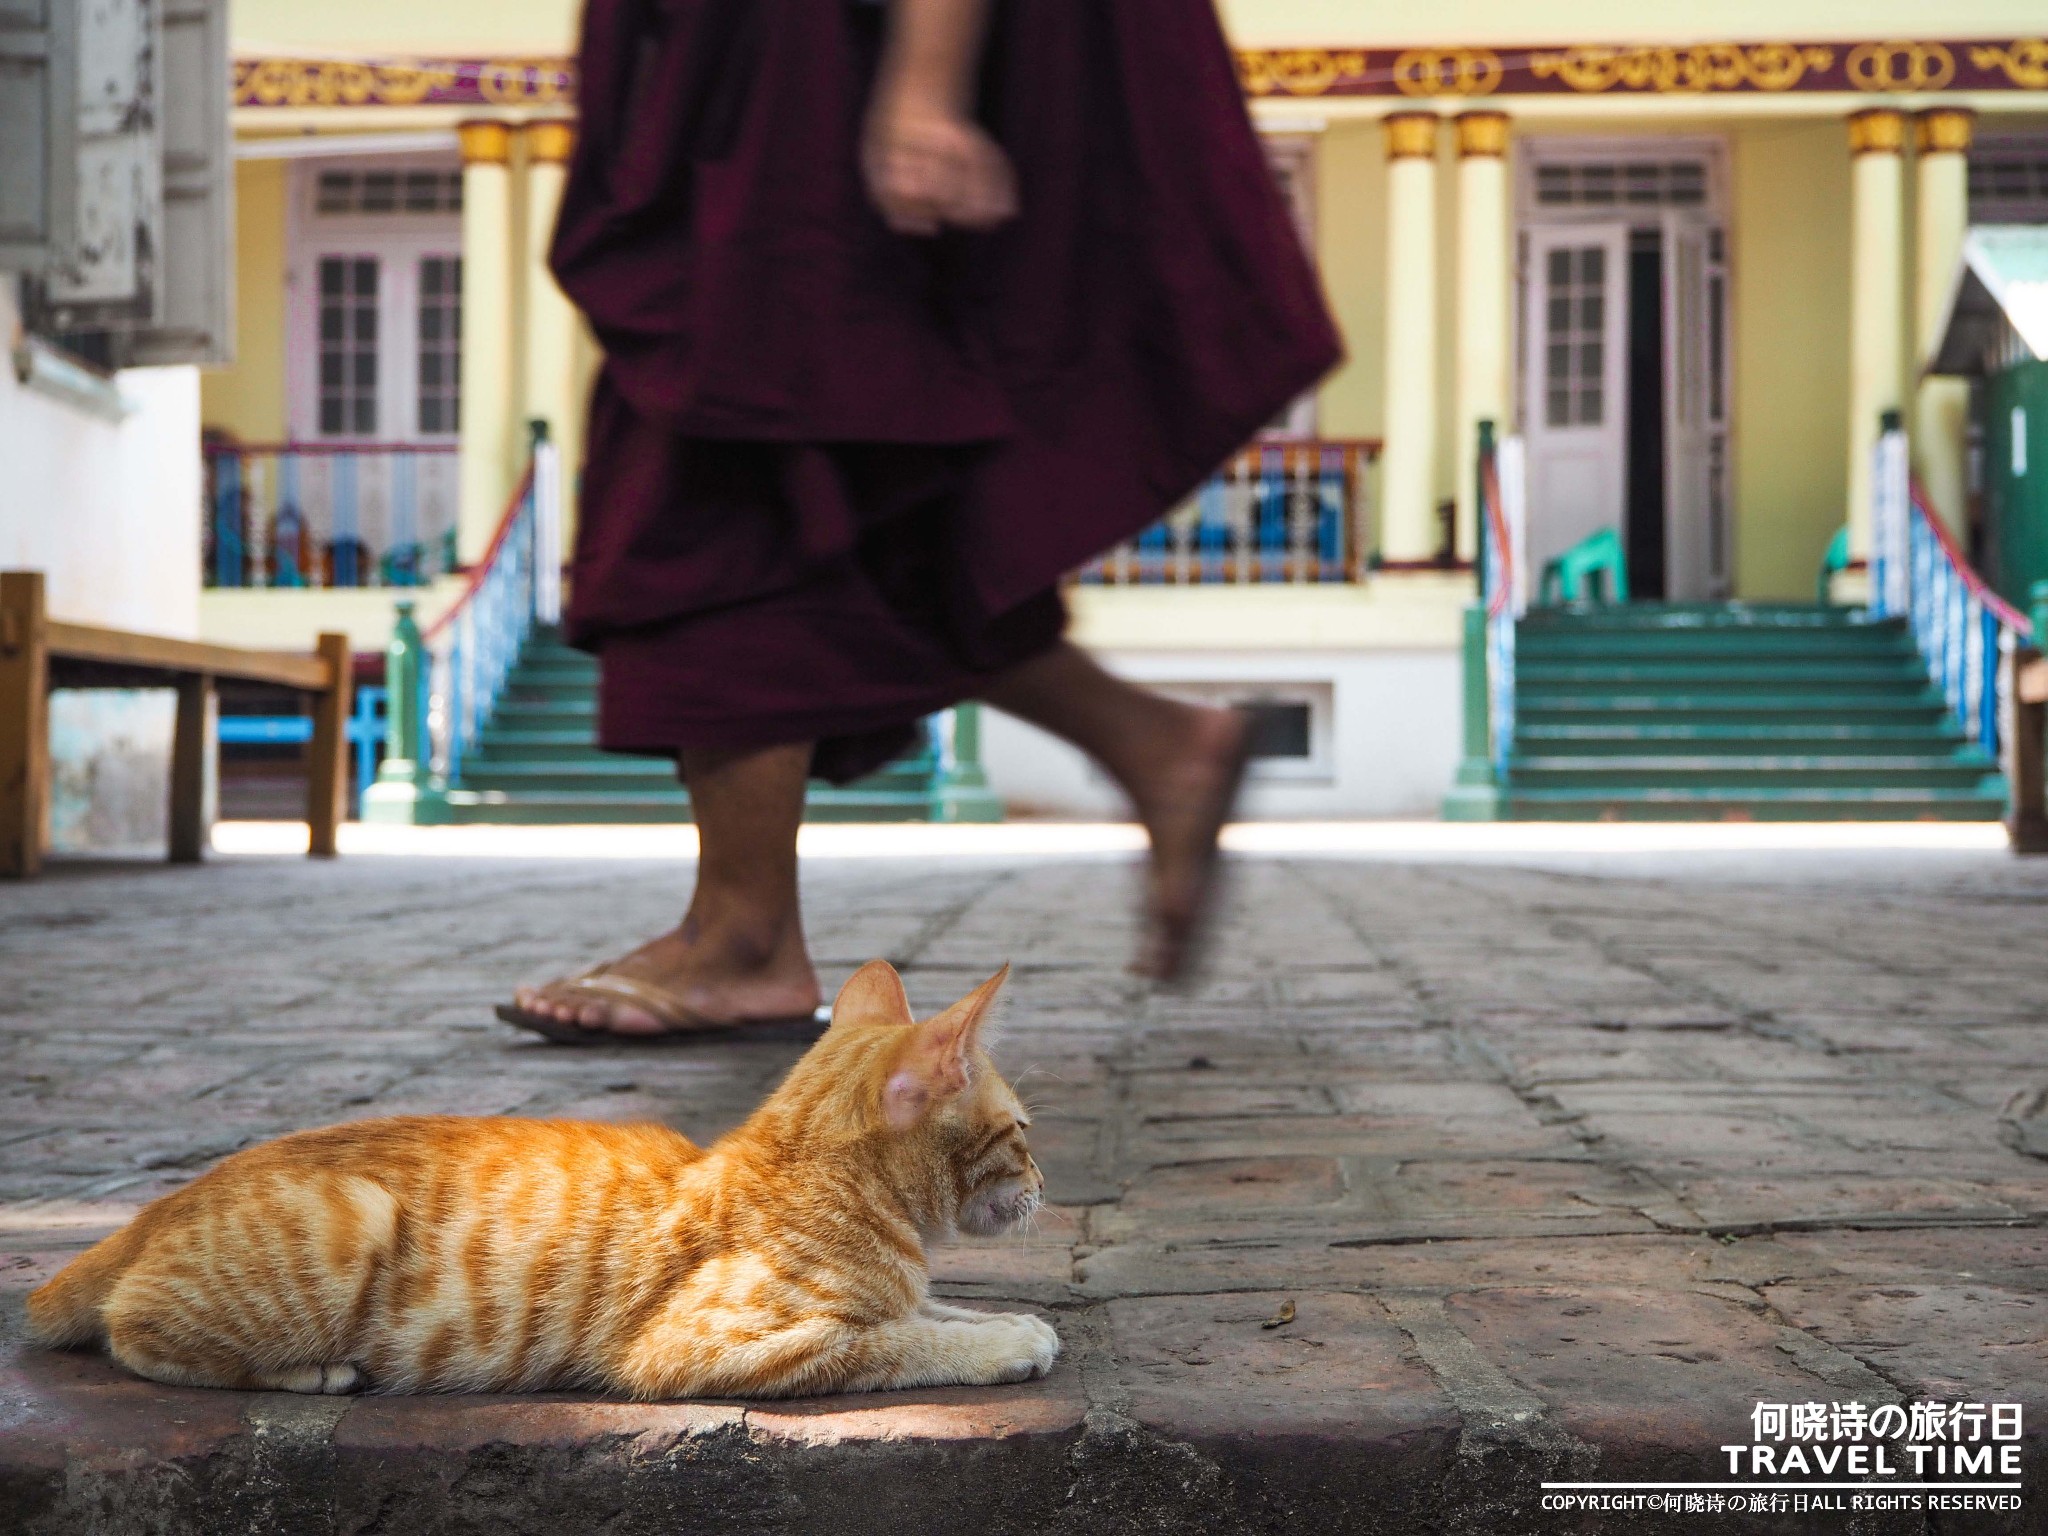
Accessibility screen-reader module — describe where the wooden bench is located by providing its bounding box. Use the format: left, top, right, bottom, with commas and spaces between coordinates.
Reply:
1, 570, 353, 878
2014, 647, 2048, 855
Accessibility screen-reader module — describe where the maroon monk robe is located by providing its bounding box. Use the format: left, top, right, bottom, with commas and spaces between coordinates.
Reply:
549, 0, 1343, 783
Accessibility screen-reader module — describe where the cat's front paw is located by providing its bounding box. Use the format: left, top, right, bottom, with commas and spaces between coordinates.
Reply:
984, 1312, 1060, 1382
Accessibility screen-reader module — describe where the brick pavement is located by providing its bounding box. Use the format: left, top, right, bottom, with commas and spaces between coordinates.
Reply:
3, 835, 2046, 1533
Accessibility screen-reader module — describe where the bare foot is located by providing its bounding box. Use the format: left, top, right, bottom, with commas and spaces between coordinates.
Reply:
1127, 706, 1252, 982
512, 915, 822, 1037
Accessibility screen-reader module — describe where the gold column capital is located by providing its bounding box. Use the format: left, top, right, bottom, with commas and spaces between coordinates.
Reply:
526, 120, 577, 165
1847, 108, 1907, 157
1454, 111, 1509, 159
1384, 112, 1440, 162
457, 120, 512, 167
1915, 108, 1975, 157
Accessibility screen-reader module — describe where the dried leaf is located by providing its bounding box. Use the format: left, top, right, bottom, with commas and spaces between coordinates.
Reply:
1260, 1299, 1296, 1330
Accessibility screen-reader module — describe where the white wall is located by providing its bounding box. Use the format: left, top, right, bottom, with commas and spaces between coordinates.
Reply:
982, 647, 1462, 820
0, 292, 203, 635
1, 283, 204, 852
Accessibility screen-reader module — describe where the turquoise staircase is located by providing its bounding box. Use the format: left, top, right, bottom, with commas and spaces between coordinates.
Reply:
1502, 603, 2006, 821
436, 630, 1002, 825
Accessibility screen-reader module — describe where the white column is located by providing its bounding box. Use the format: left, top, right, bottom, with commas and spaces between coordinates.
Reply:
1453, 111, 1510, 563
521, 120, 582, 542
1914, 108, 1974, 537
457, 119, 518, 564
1846, 109, 1907, 559
1378, 111, 1442, 565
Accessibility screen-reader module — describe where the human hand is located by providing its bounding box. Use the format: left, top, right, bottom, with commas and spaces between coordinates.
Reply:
861, 95, 1018, 237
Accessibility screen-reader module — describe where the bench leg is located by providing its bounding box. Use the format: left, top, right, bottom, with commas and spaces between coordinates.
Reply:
2010, 682, 2047, 857
168, 673, 214, 864
307, 632, 353, 858
0, 572, 51, 879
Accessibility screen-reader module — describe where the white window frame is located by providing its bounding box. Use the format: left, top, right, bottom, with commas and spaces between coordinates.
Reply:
286, 156, 461, 445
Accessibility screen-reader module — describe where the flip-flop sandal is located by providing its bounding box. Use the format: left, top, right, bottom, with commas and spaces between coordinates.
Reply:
1144, 708, 1256, 984
496, 966, 832, 1047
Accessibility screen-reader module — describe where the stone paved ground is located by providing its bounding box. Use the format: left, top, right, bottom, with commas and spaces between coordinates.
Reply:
3, 831, 2047, 1534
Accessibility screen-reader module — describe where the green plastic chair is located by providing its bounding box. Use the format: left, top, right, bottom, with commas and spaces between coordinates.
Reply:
1816, 526, 1851, 604
1539, 528, 1630, 605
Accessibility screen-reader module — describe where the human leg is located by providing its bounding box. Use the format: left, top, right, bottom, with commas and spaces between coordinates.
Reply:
981, 643, 1249, 980
510, 742, 822, 1036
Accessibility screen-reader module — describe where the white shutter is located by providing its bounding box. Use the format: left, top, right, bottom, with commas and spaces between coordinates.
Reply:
43, 0, 160, 318
0, 0, 73, 269
129, 0, 229, 363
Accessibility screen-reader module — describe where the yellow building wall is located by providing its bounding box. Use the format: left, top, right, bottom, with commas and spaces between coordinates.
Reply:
231, 0, 575, 56
228, 0, 2044, 56
201, 159, 290, 443
1218, 0, 2048, 46
1729, 118, 1853, 599
1309, 110, 1863, 598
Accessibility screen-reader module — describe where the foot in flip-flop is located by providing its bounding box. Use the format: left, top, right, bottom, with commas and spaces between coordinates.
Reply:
1131, 705, 1254, 984
500, 923, 826, 1044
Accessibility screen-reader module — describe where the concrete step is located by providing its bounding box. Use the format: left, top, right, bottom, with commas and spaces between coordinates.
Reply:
1508, 755, 2000, 791
1516, 631, 1915, 660
1518, 660, 1929, 689
1504, 785, 2005, 820
1517, 602, 1883, 630
1515, 722, 1965, 755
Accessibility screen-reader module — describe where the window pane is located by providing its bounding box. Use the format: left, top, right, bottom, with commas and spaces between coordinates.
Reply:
1579, 342, 1603, 378
1546, 342, 1572, 383
416, 255, 463, 437
1546, 388, 1572, 428
1578, 385, 1603, 424
1579, 247, 1605, 284
1547, 249, 1572, 285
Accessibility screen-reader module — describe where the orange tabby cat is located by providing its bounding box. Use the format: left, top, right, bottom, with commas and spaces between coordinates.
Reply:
27, 961, 1056, 1398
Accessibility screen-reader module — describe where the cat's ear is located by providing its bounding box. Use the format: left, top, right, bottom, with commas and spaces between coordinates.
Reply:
883, 964, 1010, 1129
832, 960, 914, 1029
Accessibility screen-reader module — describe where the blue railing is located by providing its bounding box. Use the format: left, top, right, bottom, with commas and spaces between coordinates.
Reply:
1077, 439, 1379, 584
1870, 417, 2034, 756
420, 425, 564, 784
203, 442, 459, 590
217, 686, 389, 817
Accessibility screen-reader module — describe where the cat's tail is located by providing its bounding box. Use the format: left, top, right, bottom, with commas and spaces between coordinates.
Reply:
25, 1225, 146, 1347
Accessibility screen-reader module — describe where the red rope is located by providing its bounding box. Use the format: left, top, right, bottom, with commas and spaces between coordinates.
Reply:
1482, 453, 1514, 621
1907, 475, 2033, 639
422, 463, 537, 642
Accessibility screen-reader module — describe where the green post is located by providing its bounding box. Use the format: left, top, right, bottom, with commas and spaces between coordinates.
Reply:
930, 704, 1004, 823
362, 601, 451, 824
1444, 421, 1504, 820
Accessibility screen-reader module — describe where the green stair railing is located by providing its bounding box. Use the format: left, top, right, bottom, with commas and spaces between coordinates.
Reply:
364, 422, 559, 824
1869, 411, 2035, 759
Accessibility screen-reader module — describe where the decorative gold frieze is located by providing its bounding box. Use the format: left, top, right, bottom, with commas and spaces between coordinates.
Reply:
1454, 112, 1510, 158
1914, 108, 1975, 156
1847, 108, 1907, 157
526, 120, 577, 164
234, 59, 459, 108
457, 120, 512, 167
1236, 49, 1368, 98
1393, 49, 1502, 98
1529, 43, 1834, 94
1383, 113, 1440, 162
1970, 39, 2048, 90
1844, 41, 1956, 92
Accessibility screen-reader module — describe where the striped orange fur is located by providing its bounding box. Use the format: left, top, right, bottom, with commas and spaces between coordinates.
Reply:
26, 962, 1056, 1398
